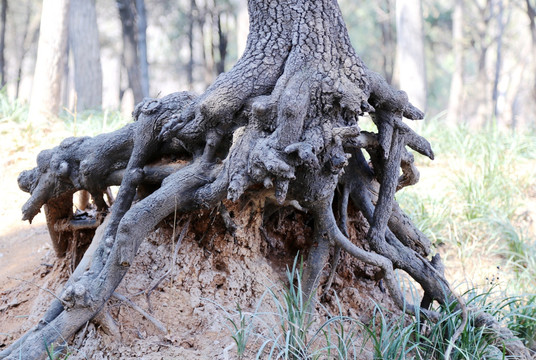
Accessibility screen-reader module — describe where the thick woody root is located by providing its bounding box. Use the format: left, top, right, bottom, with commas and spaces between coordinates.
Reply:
16, 92, 195, 258
1, 161, 226, 360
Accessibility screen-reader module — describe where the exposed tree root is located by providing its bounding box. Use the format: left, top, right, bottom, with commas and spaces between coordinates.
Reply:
4, 0, 532, 358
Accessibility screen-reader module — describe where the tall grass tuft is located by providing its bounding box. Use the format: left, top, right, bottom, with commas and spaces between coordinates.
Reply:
219, 256, 366, 359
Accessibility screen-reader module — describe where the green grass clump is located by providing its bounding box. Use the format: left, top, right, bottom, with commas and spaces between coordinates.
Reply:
218, 256, 536, 359
219, 256, 364, 359
61, 107, 130, 137
363, 286, 536, 360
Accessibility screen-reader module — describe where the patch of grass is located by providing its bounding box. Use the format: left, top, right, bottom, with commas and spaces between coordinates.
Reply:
363, 286, 536, 359
219, 256, 365, 359
218, 255, 536, 359
43, 339, 71, 360
61, 107, 130, 137
398, 117, 536, 293
0, 93, 129, 157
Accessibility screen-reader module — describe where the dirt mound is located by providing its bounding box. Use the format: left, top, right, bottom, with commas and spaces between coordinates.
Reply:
1, 196, 393, 359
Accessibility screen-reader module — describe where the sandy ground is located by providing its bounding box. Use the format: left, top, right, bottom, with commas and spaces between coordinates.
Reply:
0, 148, 50, 291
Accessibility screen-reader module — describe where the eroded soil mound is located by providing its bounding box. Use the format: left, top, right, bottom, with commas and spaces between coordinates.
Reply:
1, 197, 393, 359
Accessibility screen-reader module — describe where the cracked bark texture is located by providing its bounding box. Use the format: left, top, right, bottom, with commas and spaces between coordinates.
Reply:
3, 1, 531, 359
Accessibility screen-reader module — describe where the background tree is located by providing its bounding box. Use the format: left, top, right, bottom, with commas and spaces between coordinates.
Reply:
446, 0, 464, 124
69, 0, 102, 111
27, 0, 69, 127
117, 0, 143, 104
0, 0, 7, 87
396, 0, 427, 111
525, 0, 536, 102
136, 0, 149, 98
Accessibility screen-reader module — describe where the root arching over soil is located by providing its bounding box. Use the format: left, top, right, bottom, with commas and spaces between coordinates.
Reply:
2, 0, 531, 359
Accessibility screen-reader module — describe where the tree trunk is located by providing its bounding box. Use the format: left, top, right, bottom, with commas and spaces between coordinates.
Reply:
447, 0, 464, 124
526, 0, 536, 103
14, 0, 35, 99
396, 0, 427, 112
27, 0, 70, 127
2, 1, 531, 359
135, 0, 149, 98
69, 0, 102, 111
187, 0, 196, 89
491, 0, 505, 126
117, 0, 143, 104
0, 0, 7, 87
216, 9, 228, 75
378, 0, 395, 85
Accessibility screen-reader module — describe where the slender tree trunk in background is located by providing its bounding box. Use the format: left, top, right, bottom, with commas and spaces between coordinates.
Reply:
117, 0, 143, 104
396, 0, 427, 112
473, 0, 492, 128
447, 0, 464, 124
15, 0, 35, 99
61, 39, 70, 108
0, 0, 7, 87
28, 0, 69, 126
492, 0, 504, 125
525, 0, 536, 102
136, 0, 149, 98
69, 0, 102, 111
216, 11, 228, 75
198, 4, 212, 86
187, 0, 196, 89
378, 0, 395, 84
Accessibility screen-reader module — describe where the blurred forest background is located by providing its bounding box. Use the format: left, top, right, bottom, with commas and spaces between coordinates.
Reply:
0, 0, 534, 129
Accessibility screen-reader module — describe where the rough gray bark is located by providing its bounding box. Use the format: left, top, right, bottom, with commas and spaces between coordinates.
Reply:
2, 1, 531, 359
69, 0, 102, 110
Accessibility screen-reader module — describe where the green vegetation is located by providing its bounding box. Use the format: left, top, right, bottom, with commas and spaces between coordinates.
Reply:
44, 340, 70, 360
0, 92, 129, 154
220, 257, 364, 359
220, 256, 536, 359
397, 117, 536, 295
